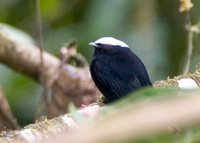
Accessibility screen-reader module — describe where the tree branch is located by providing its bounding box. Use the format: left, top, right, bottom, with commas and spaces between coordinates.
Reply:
0, 31, 99, 118
1, 91, 200, 143
0, 33, 59, 81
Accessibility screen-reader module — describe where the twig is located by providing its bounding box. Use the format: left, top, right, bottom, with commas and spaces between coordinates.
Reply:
47, 40, 88, 87
69, 54, 88, 67
0, 86, 20, 130
47, 40, 78, 87
182, 11, 193, 75
35, 0, 49, 118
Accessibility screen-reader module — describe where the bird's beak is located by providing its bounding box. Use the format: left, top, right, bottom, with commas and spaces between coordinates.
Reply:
89, 42, 97, 47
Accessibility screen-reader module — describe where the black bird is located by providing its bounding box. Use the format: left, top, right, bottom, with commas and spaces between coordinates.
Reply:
89, 37, 152, 103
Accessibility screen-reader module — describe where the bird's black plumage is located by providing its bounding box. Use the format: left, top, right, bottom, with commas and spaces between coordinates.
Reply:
89, 37, 152, 103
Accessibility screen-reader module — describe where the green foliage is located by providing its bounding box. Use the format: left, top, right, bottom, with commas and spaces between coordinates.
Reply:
68, 87, 200, 142
103, 87, 193, 116
127, 128, 200, 143
103, 88, 200, 143
111, 87, 179, 107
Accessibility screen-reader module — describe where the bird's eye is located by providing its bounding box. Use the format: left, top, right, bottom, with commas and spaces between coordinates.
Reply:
101, 44, 112, 48
104, 44, 112, 48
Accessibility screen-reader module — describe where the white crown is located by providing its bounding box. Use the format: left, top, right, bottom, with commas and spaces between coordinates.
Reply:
94, 37, 129, 48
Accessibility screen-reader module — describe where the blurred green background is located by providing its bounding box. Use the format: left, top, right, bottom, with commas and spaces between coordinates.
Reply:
0, 0, 200, 125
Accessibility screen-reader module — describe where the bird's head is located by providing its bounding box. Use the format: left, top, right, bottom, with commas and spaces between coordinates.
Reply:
89, 37, 129, 49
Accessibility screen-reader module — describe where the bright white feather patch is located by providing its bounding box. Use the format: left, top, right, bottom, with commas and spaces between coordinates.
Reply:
94, 37, 129, 48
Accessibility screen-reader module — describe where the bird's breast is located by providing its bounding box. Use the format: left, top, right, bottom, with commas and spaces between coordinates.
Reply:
92, 56, 111, 75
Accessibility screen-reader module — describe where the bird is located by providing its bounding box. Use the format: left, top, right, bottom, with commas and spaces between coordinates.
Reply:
89, 37, 152, 103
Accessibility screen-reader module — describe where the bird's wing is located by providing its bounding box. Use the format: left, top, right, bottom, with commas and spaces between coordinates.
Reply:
98, 63, 143, 98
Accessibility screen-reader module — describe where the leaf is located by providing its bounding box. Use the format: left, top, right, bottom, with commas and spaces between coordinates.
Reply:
179, 0, 193, 12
